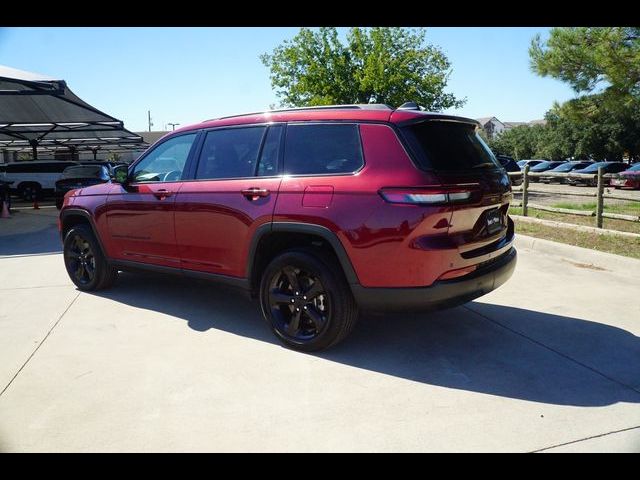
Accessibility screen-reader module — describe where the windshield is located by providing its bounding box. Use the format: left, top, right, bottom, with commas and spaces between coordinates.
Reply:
402, 121, 500, 171
578, 162, 615, 173
531, 161, 557, 171
550, 162, 590, 172
625, 163, 640, 172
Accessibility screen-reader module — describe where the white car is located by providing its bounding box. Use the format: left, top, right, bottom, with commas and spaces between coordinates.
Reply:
3, 161, 79, 200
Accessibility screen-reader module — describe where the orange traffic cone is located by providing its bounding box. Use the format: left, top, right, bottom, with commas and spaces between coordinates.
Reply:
1, 200, 10, 218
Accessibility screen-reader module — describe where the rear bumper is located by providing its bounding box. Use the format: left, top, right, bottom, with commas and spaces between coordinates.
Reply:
509, 174, 523, 186
351, 247, 517, 312
610, 178, 640, 188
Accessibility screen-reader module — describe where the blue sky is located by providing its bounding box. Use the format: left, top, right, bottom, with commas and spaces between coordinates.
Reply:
0, 27, 578, 132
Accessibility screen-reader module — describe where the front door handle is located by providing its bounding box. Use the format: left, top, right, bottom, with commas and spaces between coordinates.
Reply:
153, 189, 173, 200
241, 187, 270, 200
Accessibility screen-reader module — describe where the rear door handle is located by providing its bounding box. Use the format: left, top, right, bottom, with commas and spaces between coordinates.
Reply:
241, 187, 270, 200
153, 189, 173, 199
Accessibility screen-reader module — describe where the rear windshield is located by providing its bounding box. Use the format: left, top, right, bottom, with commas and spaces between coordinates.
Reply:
401, 121, 500, 171
62, 166, 104, 178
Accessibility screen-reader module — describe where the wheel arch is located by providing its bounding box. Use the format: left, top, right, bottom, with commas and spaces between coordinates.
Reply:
60, 208, 107, 257
17, 181, 42, 194
247, 222, 359, 295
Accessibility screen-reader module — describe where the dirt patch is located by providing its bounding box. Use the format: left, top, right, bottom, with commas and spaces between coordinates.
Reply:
561, 259, 607, 271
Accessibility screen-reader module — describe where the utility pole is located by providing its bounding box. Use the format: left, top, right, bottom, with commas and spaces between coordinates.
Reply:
148, 110, 153, 132
168, 123, 180, 131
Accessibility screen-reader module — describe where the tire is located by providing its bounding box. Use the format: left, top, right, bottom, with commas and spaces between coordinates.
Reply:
63, 224, 117, 291
19, 183, 41, 202
259, 248, 358, 352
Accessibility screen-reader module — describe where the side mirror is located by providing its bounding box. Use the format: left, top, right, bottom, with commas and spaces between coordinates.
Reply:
111, 164, 129, 184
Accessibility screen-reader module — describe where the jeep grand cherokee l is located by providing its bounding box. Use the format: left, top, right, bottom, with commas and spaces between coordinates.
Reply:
59, 104, 517, 351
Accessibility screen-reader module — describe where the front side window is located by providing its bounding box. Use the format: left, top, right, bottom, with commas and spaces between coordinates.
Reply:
131, 133, 197, 183
257, 125, 283, 176
283, 124, 364, 175
196, 127, 267, 180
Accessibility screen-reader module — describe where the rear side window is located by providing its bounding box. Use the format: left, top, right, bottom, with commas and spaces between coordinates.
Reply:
5, 162, 77, 173
402, 121, 500, 171
284, 124, 363, 175
196, 127, 266, 180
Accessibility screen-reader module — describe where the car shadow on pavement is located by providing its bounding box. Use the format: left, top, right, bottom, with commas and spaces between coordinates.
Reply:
92, 271, 640, 408
0, 209, 62, 256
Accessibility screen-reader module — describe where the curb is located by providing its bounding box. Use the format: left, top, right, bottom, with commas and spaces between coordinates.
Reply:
511, 215, 640, 239
514, 234, 640, 271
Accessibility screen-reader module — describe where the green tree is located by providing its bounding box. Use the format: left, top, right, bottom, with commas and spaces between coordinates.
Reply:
106, 152, 121, 163
536, 94, 640, 161
260, 27, 465, 110
487, 125, 544, 160
530, 28, 640, 162
530, 27, 640, 97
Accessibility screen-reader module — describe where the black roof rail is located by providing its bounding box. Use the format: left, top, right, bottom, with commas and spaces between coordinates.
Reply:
203, 104, 393, 122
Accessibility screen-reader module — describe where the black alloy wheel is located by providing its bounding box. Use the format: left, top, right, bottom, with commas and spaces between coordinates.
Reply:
21, 185, 39, 201
65, 232, 96, 286
63, 224, 117, 291
260, 248, 358, 352
267, 265, 330, 342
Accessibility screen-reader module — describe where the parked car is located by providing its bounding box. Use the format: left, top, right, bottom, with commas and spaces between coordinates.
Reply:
496, 155, 523, 186
517, 159, 545, 170
527, 161, 567, 182
58, 103, 516, 352
538, 161, 594, 184
608, 163, 640, 189
2, 160, 80, 200
55, 164, 113, 209
567, 162, 629, 186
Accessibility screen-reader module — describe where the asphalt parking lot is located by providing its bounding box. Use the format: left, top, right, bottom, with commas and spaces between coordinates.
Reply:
1, 208, 639, 452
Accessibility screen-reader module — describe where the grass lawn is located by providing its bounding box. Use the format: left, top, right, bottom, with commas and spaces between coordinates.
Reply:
550, 201, 640, 216
513, 220, 640, 259
509, 206, 640, 235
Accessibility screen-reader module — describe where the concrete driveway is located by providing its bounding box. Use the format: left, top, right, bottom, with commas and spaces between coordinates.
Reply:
1, 208, 639, 452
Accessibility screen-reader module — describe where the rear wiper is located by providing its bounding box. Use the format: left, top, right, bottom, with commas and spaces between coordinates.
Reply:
471, 162, 495, 169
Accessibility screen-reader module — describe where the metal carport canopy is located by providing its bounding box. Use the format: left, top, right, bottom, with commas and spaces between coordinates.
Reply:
0, 64, 146, 157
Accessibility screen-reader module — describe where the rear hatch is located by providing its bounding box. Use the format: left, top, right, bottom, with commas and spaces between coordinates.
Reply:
55, 165, 107, 191
400, 119, 513, 261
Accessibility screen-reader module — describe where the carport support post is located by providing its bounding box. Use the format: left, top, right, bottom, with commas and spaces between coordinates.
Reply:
596, 166, 604, 228
522, 164, 530, 217
29, 140, 38, 160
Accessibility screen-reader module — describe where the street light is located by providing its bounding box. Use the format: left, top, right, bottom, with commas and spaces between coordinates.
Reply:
168, 122, 180, 131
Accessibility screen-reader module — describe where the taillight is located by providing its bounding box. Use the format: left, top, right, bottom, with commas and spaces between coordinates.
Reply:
379, 186, 480, 206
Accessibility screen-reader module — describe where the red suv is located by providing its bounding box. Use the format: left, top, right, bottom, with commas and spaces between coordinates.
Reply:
59, 104, 517, 351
